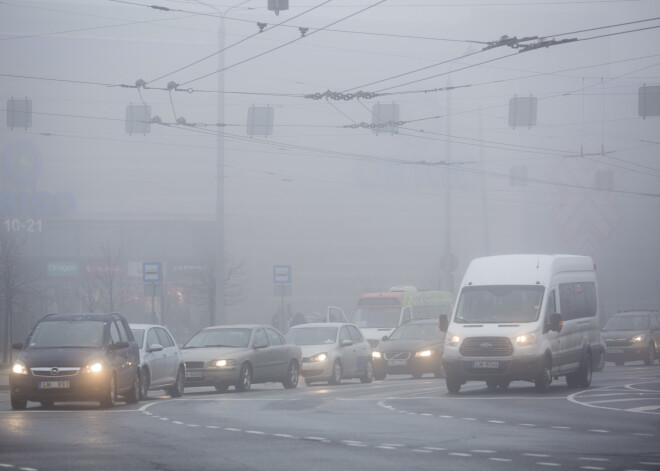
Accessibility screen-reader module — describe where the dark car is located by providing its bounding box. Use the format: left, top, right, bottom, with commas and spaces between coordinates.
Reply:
602, 310, 660, 366
9, 313, 141, 410
371, 318, 445, 380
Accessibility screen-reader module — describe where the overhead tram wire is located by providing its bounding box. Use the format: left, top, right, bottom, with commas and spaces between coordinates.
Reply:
145, 0, 334, 86
177, 0, 389, 87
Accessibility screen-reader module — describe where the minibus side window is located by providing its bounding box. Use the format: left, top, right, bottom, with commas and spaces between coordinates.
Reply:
543, 290, 556, 333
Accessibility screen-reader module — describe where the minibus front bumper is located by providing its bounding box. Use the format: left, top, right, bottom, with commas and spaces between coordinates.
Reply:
443, 354, 545, 382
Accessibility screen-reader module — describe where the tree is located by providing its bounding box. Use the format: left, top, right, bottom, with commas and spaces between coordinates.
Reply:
0, 230, 38, 363
78, 243, 127, 313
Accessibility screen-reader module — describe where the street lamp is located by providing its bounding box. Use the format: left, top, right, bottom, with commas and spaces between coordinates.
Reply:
193, 0, 252, 326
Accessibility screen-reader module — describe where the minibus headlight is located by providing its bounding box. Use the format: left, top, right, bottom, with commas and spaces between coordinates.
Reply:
515, 333, 537, 346
446, 333, 460, 347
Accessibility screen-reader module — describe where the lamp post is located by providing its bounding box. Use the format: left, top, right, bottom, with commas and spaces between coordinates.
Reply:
193, 0, 251, 326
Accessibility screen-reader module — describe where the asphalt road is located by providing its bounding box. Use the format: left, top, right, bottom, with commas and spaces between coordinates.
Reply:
1, 364, 658, 471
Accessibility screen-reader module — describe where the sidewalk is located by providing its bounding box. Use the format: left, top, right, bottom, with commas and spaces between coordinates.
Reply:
0, 364, 9, 391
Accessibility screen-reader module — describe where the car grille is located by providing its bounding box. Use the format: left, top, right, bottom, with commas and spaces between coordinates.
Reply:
185, 361, 204, 369
460, 337, 514, 357
30, 367, 80, 377
383, 352, 411, 361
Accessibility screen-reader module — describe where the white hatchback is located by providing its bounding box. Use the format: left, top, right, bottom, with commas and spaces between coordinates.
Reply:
130, 324, 185, 399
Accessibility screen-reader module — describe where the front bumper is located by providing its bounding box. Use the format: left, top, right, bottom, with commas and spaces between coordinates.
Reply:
10, 371, 111, 403
373, 355, 442, 377
300, 359, 333, 382
442, 354, 545, 382
605, 346, 649, 363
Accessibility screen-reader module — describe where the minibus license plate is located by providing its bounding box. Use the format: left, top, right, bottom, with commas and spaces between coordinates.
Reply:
39, 381, 69, 389
473, 361, 499, 369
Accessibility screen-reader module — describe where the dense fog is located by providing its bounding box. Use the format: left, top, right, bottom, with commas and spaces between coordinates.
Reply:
1, 0, 659, 348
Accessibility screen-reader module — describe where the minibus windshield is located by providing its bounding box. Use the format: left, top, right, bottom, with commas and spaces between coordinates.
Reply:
455, 285, 544, 323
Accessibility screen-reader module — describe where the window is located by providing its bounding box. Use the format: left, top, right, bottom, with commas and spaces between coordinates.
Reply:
114, 320, 130, 342
147, 328, 159, 348
109, 322, 121, 344
347, 325, 363, 343
156, 328, 174, 347
339, 326, 352, 344
253, 328, 269, 347
558, 282, 597, 320
266, 328, 284, 346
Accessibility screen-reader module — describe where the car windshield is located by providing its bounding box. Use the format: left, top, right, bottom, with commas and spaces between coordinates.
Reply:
351, 307, 401, 328
603, 314, 649, 331
27, 320, 105, 348
183, 328, 251, 349
285, 327, 338, 345
455, 285, 545, 323
131, 329, 145, 348
389, 323, 443, 341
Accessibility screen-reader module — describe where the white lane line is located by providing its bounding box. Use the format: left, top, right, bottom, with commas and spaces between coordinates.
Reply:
489, 458, 512, 462
449, 453, 472, 457
159, 417, 169, 421
439, 415, 453, 419
224, 428, 242, 432
580, 467, 605, 470
172, 421, 184, 425
588, 430, 609, 433
185, 424, 199, 427
488, 420, 506, 424
470, 450, 496, 454
633, 433, 654, 437
273, 434, 294, 438
578, 458, 609, 462
462, 418, 477, 421
206, 425, 219, 429
20, 468, 38, 471
524, 454, 550, 458
381, 444, 404, 447
0, 465, 14, 469
245, 430, 265, 435
423, 447, 447, 452
376, 446, 398, 450
551, 426, 570, 430
536, 462, 561, 467
303, 437, 331, 443
519, 424, 536, 427
412, 449, 432, 453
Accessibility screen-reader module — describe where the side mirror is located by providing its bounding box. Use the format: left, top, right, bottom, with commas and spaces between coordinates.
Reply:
253, 340, 268, 349
381, 335, 389, 341
340, 339, 353, 347
12, 342, 23, 350
550, 313, 563, 333
148, 343, 164, 353
438, 314, 449, 333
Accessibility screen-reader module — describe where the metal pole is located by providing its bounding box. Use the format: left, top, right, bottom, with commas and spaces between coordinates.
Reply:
443, 76, 453, 294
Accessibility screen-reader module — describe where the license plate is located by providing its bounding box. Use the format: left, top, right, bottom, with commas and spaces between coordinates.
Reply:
39, 380, 69, 389
387, 359, 407, 367
607, 348, 624, 354
186, 371, 203, 378
473, 361, 499, 369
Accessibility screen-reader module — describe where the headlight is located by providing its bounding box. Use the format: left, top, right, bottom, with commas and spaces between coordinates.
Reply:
446, 333, 460, 347
631, 335, 645, 343
515, 333, 537, 346
309, 353, 328, 362
82, 361, 103, 374
415, 350, 433, 358
12, 361, 27, 375
371, 351, 382, 359
214, 359, 236, 368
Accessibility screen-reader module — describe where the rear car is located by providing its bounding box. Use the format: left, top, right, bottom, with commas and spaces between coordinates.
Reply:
602, 310, 660, 366
9, 313, 140, 409
130, 323, 185, 399
371, 318, 445, 380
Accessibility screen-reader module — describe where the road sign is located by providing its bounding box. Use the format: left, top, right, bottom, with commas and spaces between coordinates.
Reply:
273, 265, 291, 284
143, 262, 161, 282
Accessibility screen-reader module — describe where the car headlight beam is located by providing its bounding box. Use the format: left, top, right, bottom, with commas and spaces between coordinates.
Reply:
310, 353, 328, 362
12, 361, 28, 375
515, 332, 538, 346
415, 350, 433, 358
214, 359, 236, 368
630, 335, 645, 343
446, 333, 460, 347
371, 351, 382, 359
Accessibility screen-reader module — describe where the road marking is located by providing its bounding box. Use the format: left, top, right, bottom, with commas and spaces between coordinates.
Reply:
578, 458, 609, 462
224, 428, 241, 432
273, 434, 294, 438
588, 430, 609, 433
246, 430, 264, 435
303, 436, 330, 443
376, 446, 397, 450
488, 420, 506, 424
551, 426, 570, 430
489, 458, 512, 462
449, 453, 472, 457
537, 462, 561, 467
524, 454, 550, 458
580, 467, 605, 470
423, 447, 446, 452
412, 449, 432, 453
471, 450, 496, 453
519, 423, 536, 427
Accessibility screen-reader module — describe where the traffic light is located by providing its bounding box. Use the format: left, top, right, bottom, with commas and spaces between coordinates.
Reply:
7, 98, 32, 129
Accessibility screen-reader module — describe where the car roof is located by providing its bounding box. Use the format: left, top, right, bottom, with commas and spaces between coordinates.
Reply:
289, 322, 352, 328
404, 318, 439, 324
41, 313, 124, 322
201, 324, 263, 330
130, 323, 172, 330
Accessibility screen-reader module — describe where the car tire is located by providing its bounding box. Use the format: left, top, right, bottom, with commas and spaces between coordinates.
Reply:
445, 373, 462, 394
576, 352, 593, 388
594, 351, 605, 372
360, 360, 374, 384
329, 361, 342, 385
124, 370, 140, 404
644, 344, 655, 366
282, 360, 299, 389
535, 356, 552, 392
167, 366, 185, 398
100, 374, 117, 408
139, 368, 150, 400
11, 395, 27, 410
235, 363, 252, 392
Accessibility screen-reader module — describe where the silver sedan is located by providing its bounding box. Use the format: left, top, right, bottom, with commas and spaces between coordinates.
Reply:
182, 324, 302, 392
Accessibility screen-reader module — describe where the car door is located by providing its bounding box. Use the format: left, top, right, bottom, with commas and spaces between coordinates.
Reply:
348, 325, 371, 375
265, 327, 290, 378
338, 326, 358, 376
109, 320, 132, 391
155, 327, 179, 384
145, 327, 169, 387
251, 328, 272, 382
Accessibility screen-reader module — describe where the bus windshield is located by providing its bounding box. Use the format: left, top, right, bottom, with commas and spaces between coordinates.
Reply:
455, 285, 544, 324
351, 307, 401, 328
